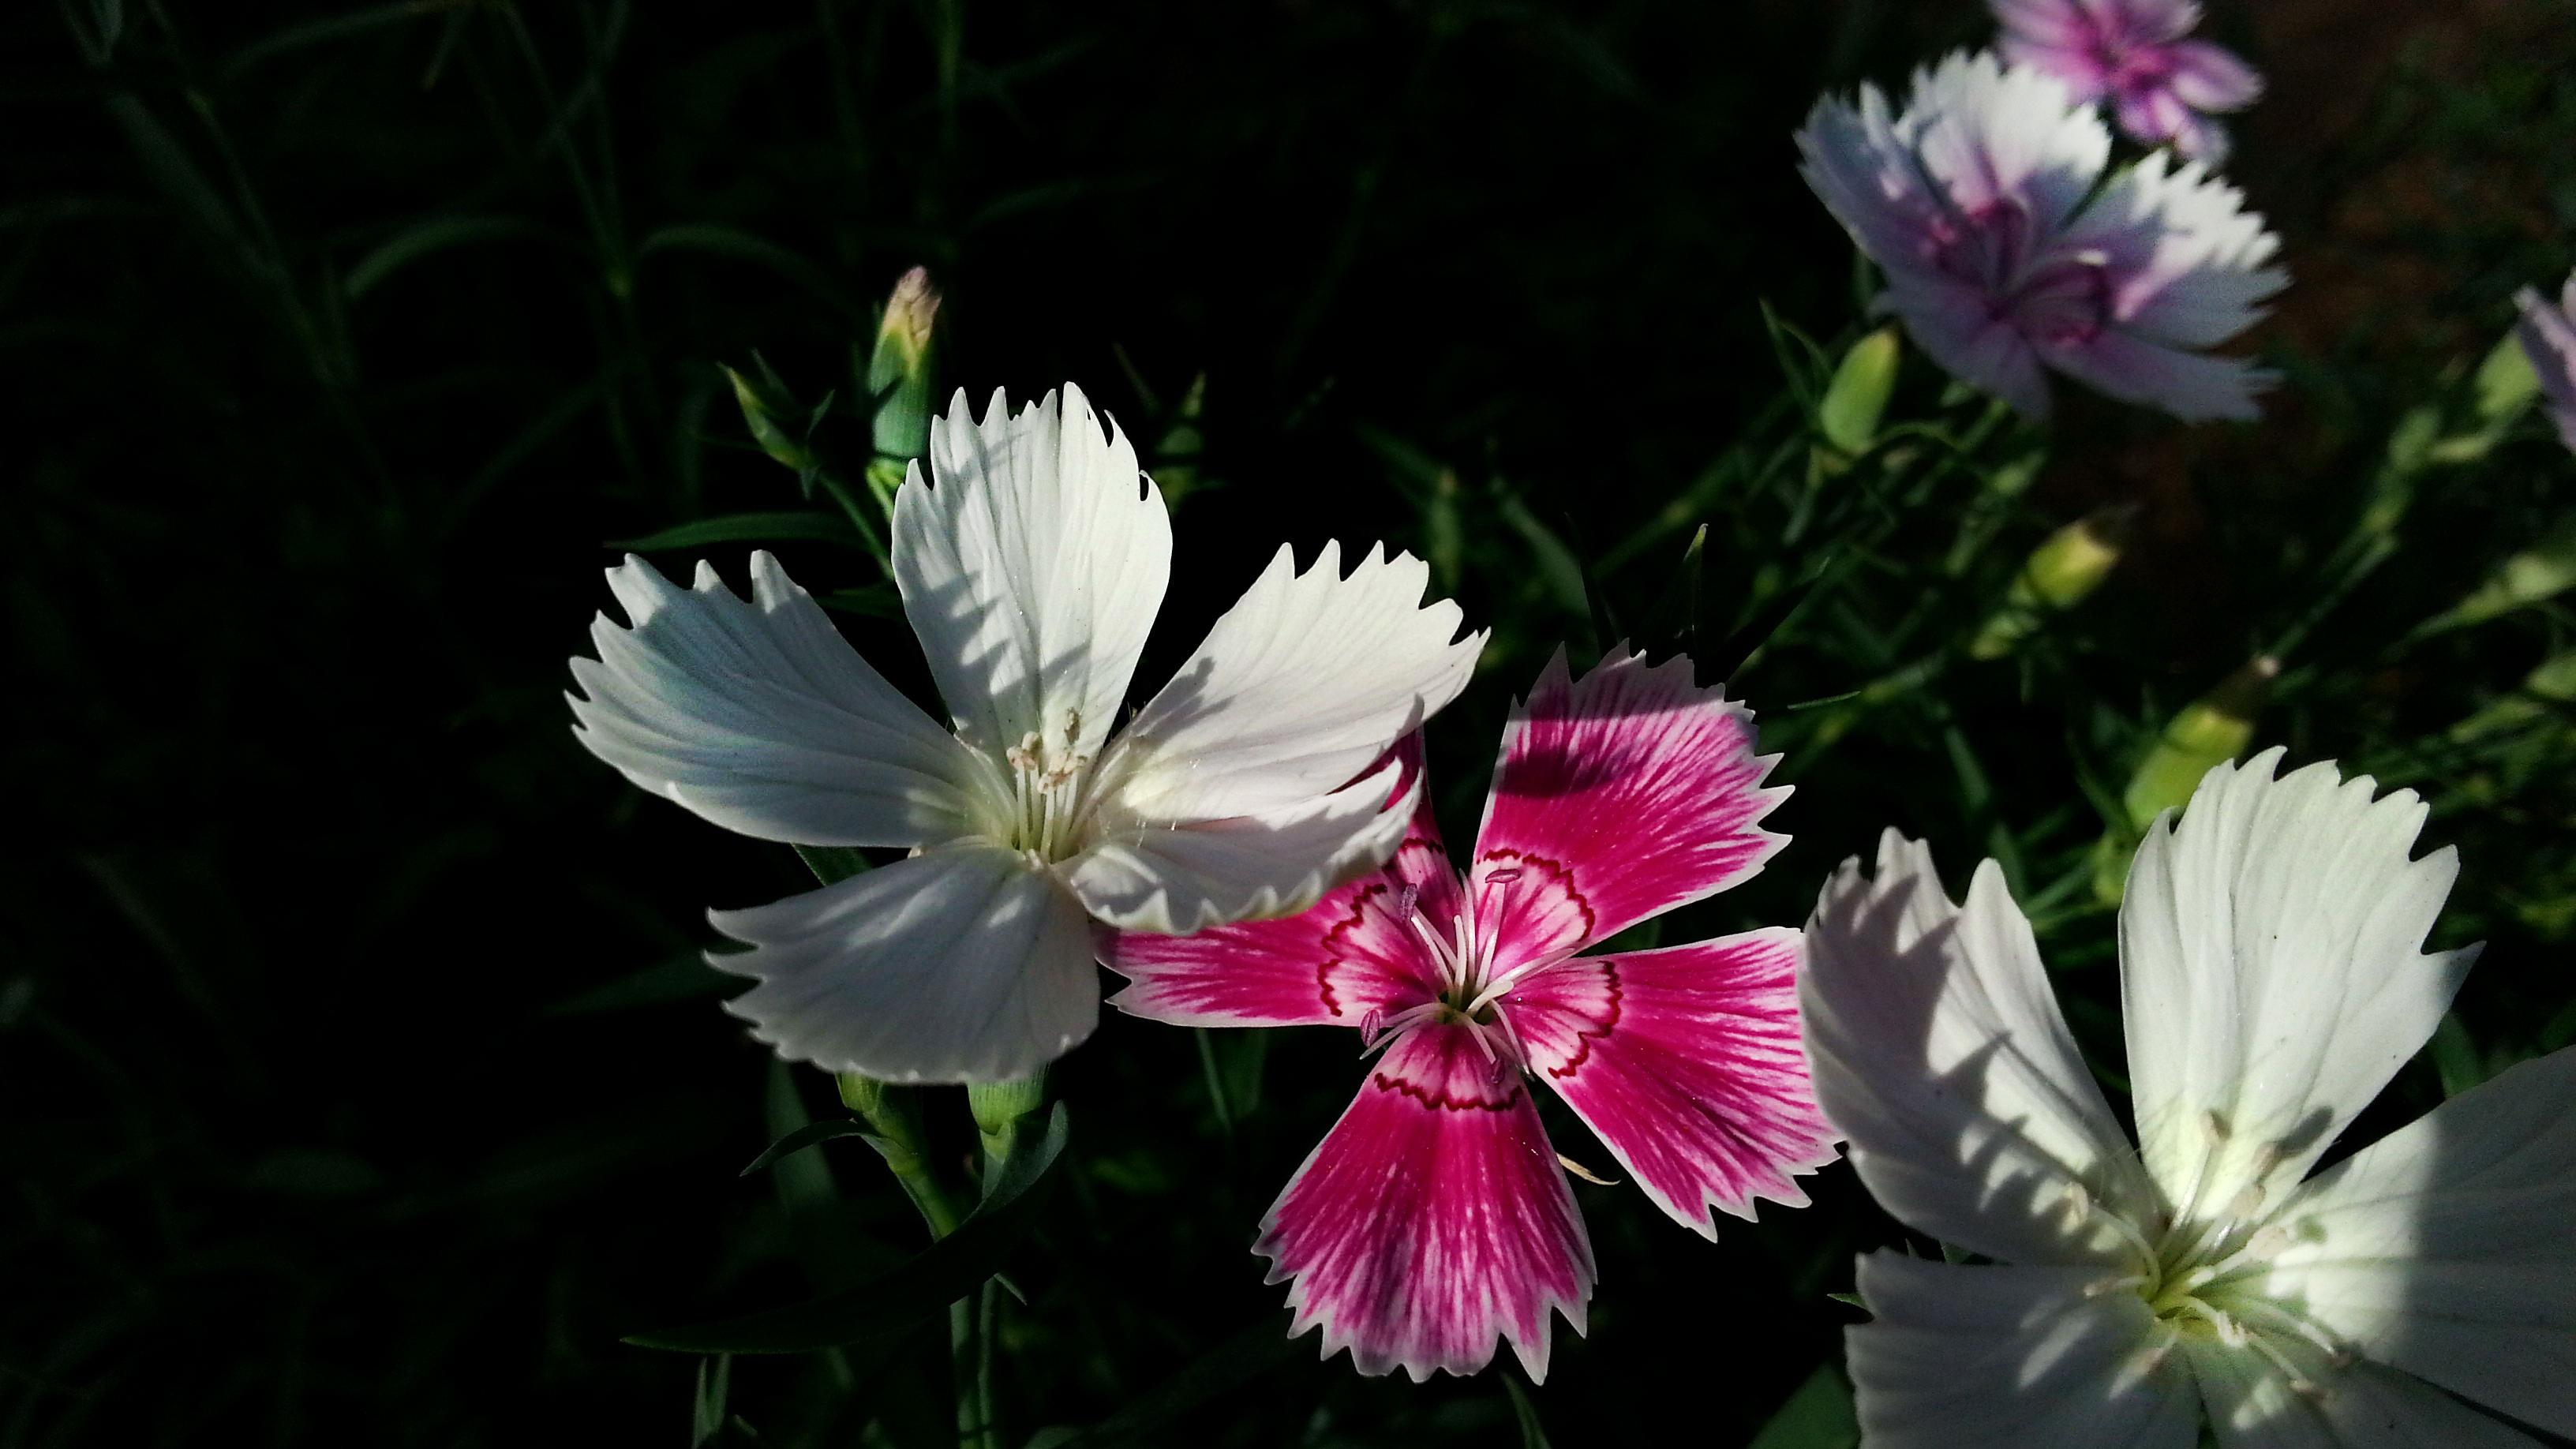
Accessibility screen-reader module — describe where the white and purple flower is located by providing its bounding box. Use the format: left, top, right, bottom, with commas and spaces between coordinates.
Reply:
1798, 51, 2285, 422
567, 384, 1482, 1084
1994, 0, 2263, 163
1106, 650, 1837, 1381
2514, 271, 2576, 453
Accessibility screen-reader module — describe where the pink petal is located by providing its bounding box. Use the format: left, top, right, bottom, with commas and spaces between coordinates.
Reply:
2165, 39, 2262, 111
1470, 649, 1787, 960
1990, 0, 2091, 51
1507, 930, 1839, 1237
1102, 784, 1449, 1028
2112, 0, 2203, 46
1256, 1024, 1593, 1383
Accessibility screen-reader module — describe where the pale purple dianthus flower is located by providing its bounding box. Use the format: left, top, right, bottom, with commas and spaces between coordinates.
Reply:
1798, 51, 2285, 423
2514, 272, 2576, 453
1994, 0, 2263, 163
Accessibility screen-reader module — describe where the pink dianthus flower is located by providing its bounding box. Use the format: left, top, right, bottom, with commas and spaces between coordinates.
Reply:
1994, 0, 2263, 163
1799, 51, 2285, 422
1105, 650, 1836, 1382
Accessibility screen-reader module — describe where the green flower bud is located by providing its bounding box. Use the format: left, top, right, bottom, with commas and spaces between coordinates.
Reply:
2122, 656, 2279, 833
966, 1071, 1047, 1187
2092, 656, 2278, 904
1818, 327, 1901, 456
1968, 505, 2133, 660
867, 266, 941, 465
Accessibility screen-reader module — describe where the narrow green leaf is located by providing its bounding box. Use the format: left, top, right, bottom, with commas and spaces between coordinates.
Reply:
739, 1120, 878, 1178
795, 845, 871, 884
227, 2, 460, 77
543, 953, 732, 1016
343, 215, 559, 301
2429, 1013, 2486, 1098
817, 585, 901, 620
691, 1354, 732, 1447
610, 511, 864, 552
638, 224, 859, 317
1747, 1365, 1859, 1449
626, 1104, 1071, 1354
1043, 1319, 1303, 1447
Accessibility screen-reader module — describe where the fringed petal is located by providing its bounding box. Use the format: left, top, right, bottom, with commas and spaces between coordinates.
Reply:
1470, 647, 1784, 959
1509, 930, 1837, 1237
1256, 1024, 1592, 1383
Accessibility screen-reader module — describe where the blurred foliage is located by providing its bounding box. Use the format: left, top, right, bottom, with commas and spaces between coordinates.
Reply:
9, 0, 2576, 1445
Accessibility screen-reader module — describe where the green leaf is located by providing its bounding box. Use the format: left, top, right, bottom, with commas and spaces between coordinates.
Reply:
795, 844, 871, 885
625, 1103, 1072, 1354
817, 585, 902, 620
1035, 1319, 1303, 1447
691, 1354, 732, 1447
2429, 1013, 2486, 1098
1746, 1364, 1859, 1449
343, 216, 561, 301
739, 1119, 878, 1178
638, 224, 859, 317
227, 2, 459, 78
543, 954, 733, 1016
609, 511, 865, 552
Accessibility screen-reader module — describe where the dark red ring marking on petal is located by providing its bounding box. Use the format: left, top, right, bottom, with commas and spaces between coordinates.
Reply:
1312, 880, 1395, 1018
1530, 961, 1622, 1080
1475, 848, 1596, 948
1371, 1070, 1524, 1113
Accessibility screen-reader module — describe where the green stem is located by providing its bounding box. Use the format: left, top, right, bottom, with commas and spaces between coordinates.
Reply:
836, 1074, 959, 1237
973, 1279, 1000, 1449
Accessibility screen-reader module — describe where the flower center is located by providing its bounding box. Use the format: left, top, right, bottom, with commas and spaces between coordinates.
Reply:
1357, 867, 1562, 1075
2065, 1121, 2357, 1404
1926, 200, 2118, 346
999, 710, 1093, 865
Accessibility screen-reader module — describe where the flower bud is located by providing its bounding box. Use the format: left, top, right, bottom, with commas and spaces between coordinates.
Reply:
1818, 327, 1901, 456
1968, 505, 2133, 659
967, 1070, 1046, 1180
2123, 656, 2279, 833
867, 266, 941, 464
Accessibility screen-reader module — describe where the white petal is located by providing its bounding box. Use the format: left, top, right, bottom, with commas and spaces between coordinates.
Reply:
892, 384, 1172, 762
1064, 761, 1411, 935
569, 552, 989, 847
2065, 152, 2286, 350
1904, 51, 2109, 237
2120, 750, 2475, 1230
1803, 833, 2160, 1265
1096, 541, 1480, 824
712, 846, 1098, 1083
2183, 1336, 2541, 1449
2256, 1046, 2576, 1437
1847, 1253, 2200, 1449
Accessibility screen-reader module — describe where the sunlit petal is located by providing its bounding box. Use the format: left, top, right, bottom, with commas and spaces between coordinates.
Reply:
893, 384, 1172, 762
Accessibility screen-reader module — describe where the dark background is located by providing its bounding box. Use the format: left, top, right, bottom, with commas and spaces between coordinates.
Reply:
10, 1, 2576, 1444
